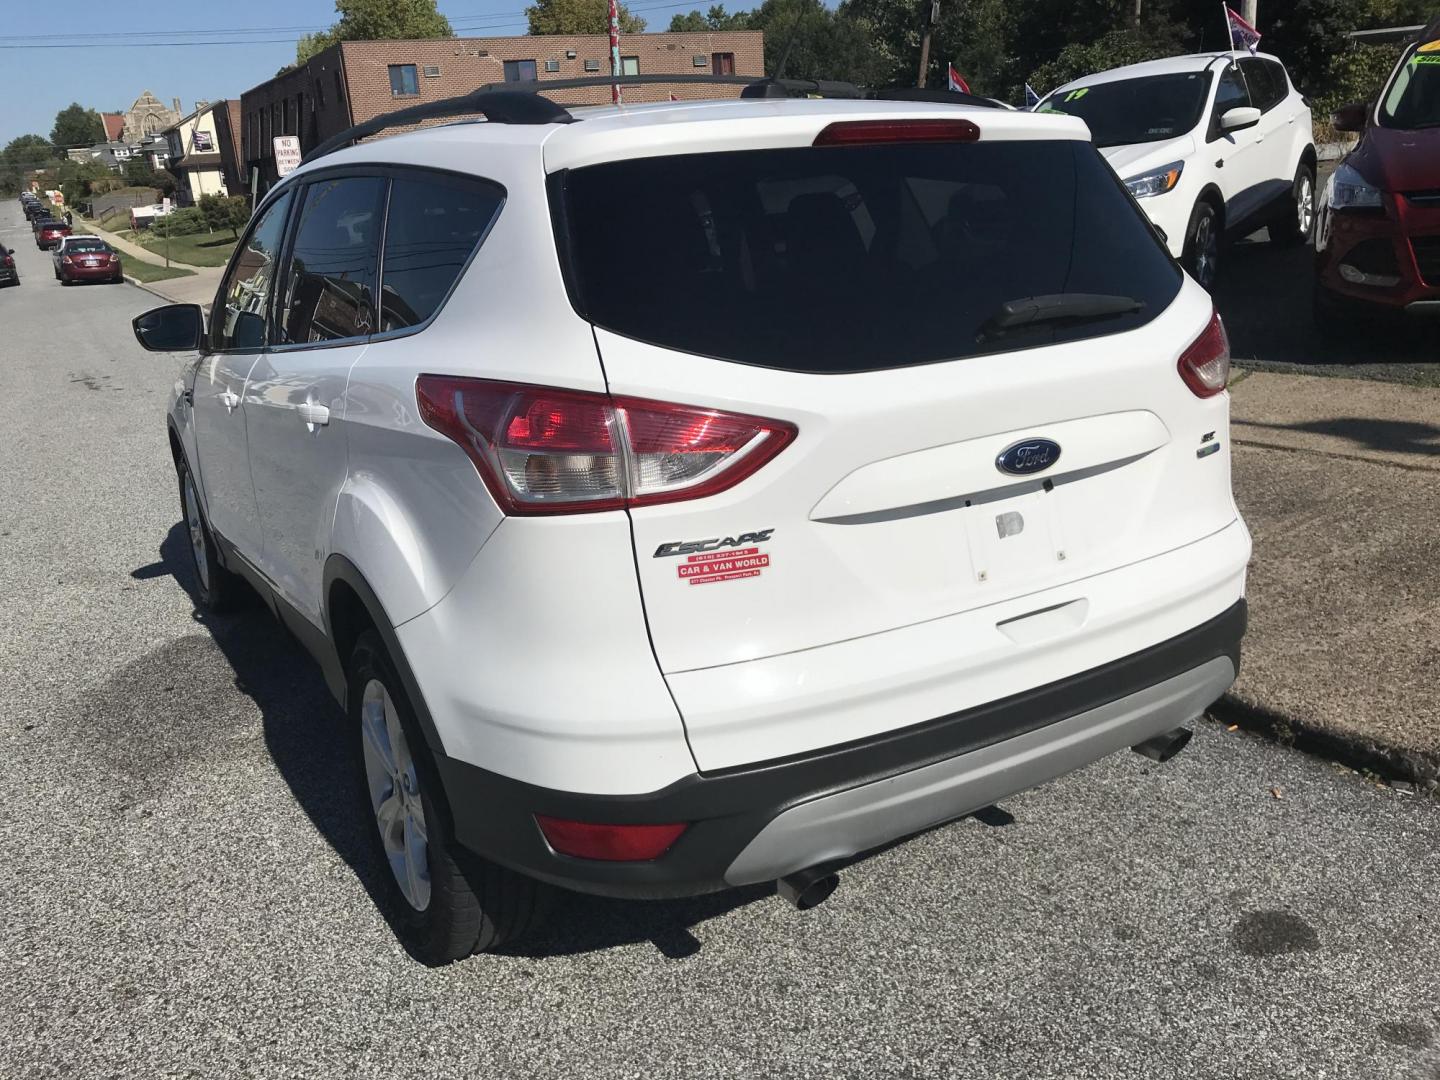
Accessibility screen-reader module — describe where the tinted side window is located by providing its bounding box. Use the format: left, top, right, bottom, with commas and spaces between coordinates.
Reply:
378, 173, 504, 332
1265, 61, 1292, 105
211, 190, 293, 352
1214, 66, 1250, 113
278, 176, 386, 345
1239, 59, 1278, 112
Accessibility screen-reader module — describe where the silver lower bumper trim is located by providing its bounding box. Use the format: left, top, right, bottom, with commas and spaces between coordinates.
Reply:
723, 656, 1236, 885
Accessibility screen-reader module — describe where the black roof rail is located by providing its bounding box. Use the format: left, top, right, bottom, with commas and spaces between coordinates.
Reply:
867, 86, 1008, 109
303, 73, 866, 164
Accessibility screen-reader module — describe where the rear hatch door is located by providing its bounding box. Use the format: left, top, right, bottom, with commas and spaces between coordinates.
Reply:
551, 112, 1235, 768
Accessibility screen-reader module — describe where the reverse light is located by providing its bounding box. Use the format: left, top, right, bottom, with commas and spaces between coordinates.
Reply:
415, 376, 796, 515
1124, 161, 1184, 199
1177, 311, 1231, 398
813, 119, 980, 146
535, 816, 687, 861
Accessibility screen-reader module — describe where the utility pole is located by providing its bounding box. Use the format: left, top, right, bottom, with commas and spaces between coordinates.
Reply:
917, 0, 940, 88
1242, 0, 1258, 26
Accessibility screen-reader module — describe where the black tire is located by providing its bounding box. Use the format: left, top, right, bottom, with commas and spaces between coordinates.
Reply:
1271, 163, 1316, 247
347, 631, 546, 963
176, 460, 243, 612
1182, 200, 1221, 291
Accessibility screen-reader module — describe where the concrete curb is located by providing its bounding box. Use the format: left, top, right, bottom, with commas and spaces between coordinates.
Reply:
1210, 693, 1440, 791
122, 274, 171, 302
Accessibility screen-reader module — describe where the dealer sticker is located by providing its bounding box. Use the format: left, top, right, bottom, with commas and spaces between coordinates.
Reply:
676, 547, 770, 585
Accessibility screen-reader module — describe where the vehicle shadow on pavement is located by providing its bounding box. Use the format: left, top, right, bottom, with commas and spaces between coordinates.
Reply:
1232, 415, 1440, 457
1214, 234, 1435, 367
144, 523, 769, 960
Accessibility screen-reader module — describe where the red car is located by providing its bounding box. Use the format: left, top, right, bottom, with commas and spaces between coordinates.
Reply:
1315, 19, 1440, 325
35, 220, 71, 251
54, 236, 123, 285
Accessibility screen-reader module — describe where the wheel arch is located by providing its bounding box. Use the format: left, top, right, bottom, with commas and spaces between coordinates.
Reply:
323, 553, 447, 755
1194, 185, 1225, 231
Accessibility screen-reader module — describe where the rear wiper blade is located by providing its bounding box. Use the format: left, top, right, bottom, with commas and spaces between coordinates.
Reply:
977, 293, 1144, 342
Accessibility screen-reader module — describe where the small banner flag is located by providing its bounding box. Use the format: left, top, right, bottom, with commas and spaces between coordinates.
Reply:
1225, 5, 1261, 54
947, 63, 971, 93
1024, 83, 1041, 108
670, 93, 679, 101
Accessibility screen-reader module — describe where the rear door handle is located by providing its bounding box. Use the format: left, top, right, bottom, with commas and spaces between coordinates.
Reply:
219, 390, 240, 412
298, 401, 331, 429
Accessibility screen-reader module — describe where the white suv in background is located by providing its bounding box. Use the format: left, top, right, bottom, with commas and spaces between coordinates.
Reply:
1039, 52, 1316, 289
133, 82, 1250, 964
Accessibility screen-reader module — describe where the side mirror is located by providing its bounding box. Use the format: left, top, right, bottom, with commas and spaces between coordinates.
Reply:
1331, 102, 1368, 133
1220, 106, 1262, 133
132, 304, 204, 352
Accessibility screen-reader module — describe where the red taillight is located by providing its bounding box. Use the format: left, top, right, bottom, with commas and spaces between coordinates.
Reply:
534, 816, 687, 861
1, 255, 12, 267
813, 119, 980, 146
109, 254, 120, 264
1177, 312, 1231, 398
61, 255, 73, 265
415, 376, 796, 515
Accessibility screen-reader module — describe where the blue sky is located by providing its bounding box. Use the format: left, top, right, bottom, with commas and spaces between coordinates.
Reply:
0, 0, 734, 146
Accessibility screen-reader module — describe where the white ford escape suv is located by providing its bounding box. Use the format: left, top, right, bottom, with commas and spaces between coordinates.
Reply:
133, 79, 1250, 963
1039, 52, 1316, 289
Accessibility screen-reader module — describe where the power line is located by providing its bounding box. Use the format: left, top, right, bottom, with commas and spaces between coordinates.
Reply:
0, 0, 723, 45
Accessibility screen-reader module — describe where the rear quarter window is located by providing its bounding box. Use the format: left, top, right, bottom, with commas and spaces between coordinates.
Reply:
378, 172, 505, 333
553, 139, 1181, 374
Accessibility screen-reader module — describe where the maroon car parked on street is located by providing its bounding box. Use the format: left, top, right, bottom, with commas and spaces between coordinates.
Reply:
54, 236, 123, 285
35, 220, 71, 251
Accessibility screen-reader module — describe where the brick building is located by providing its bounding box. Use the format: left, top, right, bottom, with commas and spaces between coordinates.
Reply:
240, 32, 763, 192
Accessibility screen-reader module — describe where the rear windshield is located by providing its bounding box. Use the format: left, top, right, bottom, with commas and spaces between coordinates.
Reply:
554, 140, 1180, 373
66, 239, 108, 252
1039, 73, 1213, 147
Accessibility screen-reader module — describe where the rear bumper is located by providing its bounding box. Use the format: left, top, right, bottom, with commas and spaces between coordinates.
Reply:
0, 267, 17, 284
62, 264, 121, 280
435, 598, 1245, 899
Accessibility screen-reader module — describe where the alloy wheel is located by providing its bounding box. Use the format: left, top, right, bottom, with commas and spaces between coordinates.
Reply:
1297, 175, 1314, 237
360, 678, 431, 912
182, 473, 210, 593
1191, 215, 1218, 289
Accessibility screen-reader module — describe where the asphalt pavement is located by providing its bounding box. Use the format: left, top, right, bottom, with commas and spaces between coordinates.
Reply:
3, 202, 1439, 1080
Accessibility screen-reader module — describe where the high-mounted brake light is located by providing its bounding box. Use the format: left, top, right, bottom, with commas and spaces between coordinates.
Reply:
813, 119, 980, 146
1177, 311, 1231, 398
534, 816, 687, 861
415, 376, 796, 515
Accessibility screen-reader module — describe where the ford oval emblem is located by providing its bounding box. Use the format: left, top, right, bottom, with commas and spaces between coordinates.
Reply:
996, 438, 1061, 476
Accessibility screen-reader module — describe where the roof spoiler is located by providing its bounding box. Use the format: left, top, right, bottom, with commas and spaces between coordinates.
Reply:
304, 74, 870, 164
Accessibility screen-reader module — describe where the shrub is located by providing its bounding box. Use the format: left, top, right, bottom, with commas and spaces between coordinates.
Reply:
1311, 43, 1403, 140
153, 207, 207, 237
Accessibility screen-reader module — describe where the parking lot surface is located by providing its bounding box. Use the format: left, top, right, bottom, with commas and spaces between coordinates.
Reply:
3, 204, 1439, 1079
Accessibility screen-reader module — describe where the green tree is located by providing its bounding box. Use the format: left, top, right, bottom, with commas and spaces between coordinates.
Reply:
1026, 23, 1185, 95
669, 4, 753, 31
294, 0, 452, 65
198, 193, 252, 238
743, 0, 888, 85
50, 103, 105, 149
0, 135, 60, 195
526, 0, 647, 35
